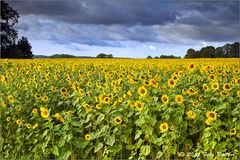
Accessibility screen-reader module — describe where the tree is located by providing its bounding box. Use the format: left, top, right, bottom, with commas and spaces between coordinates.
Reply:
97, 53, 107, 58
184, 49, 196, 58
6, 45, 24, 58
17, 36, 33, 58
215, 47, 224, 58
1, 0, 20, 58
229, 42, 239, 58
200, 46, 215, 58
107, 54, 113, 58
147, 55, 153, 59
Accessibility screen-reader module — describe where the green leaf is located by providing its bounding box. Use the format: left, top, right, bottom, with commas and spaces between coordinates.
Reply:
95, 114, 105, 125
75, 139, 89, 149
62, 150, 72, 160
140, 145, 150, 156
106, 134, 115, 146
136, 138, 143, 149
135, 130, 142, 140
94, 142, 103, 153
52, 146, 59, 156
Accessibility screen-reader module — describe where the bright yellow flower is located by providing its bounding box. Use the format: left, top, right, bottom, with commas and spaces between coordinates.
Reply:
85, 134, 91, 141
138, 86, 147, 96
175, 95, 183, 105
114, 116, 122, 125
40, 107, 50, 119
187, 110, 197, 120
161, 95, 169, 104
160, 123, 168, 132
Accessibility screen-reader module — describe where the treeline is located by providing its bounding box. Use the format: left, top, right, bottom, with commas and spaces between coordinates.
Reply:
147, 55, 181, 59
185, 42, 239, 58
1, 1, 33, 58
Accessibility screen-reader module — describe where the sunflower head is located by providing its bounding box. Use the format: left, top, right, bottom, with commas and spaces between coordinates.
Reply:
138, 86, 147, 96
202, 84, 208, 91
230, 128, 236, 135
211, 82, 219, 91
206, 111, 217, 122
85, 134, 91, 141
114, 116, 122, 125
175, 95, 183, 105
135, 101, 143, 112
168, 79, 176, 88
187, 110, 197, 119
161, 95, 169, 104
160, 123, 168, 132
40, 107, 50, 119
223, 83, 231, 91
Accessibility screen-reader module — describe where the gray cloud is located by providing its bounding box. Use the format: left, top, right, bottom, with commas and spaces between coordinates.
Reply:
9, 0, 239, 47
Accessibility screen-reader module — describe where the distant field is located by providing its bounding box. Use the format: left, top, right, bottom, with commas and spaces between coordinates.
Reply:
0, 58, 239, 159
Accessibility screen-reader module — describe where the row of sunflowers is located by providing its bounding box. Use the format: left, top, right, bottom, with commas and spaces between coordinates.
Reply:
0, 58, 239, 159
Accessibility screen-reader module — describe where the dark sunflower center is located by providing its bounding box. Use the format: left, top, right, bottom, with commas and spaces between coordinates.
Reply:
116, 118, 120, 122
225, 85, 230, 89
163, 97, 167, 101
140, 89, 145, 94
209, 113, 215, 118
170, 80, 174, 85
162, 125, 166, 129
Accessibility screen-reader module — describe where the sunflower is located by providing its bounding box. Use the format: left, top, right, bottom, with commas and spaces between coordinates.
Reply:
35, 93, 41, 100
42, 95, 48, 102
83, 104, 92, 112
6, 117, 11, 122
192, 101, 198, 107
127, 90, 132, 97
138, 86, 147, 96
208, 74, 216, 81
96, 104, 101, 109
223, 83, 231, 91
175, 95, 183, 105
26, 123, 31, 129
16, 119, 22, 126
187, 63, 195, 71
230, 128, 236, 135
236, 133, 240, 139
168, 79, 176, 88
211, 82, 219, 91
160, 123, 168, 132
60, 87, 67, 95
32, 108, 38, 114
40, 107, 50, 119
161, 95, 169, 104
143, 80, 150, 86
220, 91, 229, 97
150, 79, 158, 88
8, 95, 14, 103
197, 96, 203, 102
187, 110, 196, 119
170, 125, 174, 131
202, 84, 209, 91
1, 101, 6, 108
103, 97, 110, 104
85, 134, 91, 141
114, 116, 122, 125
53, 113, 64, 123
237, 91, 240, 97
206, 111, 217, 122
33, 123, 39, 129
135, 101, 143, 112
15, 105, 21, 112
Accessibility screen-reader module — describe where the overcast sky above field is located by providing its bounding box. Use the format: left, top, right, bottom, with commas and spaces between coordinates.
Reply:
9, 0, 239, 58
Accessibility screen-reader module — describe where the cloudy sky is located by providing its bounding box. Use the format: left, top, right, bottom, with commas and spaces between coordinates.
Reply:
9, 0, 239, 58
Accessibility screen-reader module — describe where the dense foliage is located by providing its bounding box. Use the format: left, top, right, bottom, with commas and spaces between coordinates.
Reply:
185, 42, 239, 58
0, 58, 239, 159
1, 1, 33, 58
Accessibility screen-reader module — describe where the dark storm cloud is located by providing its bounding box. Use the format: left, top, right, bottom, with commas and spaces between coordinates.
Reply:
9, 0, 239, 47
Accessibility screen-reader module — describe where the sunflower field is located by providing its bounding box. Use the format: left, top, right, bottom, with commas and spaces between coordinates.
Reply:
0, 58, 239, 160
